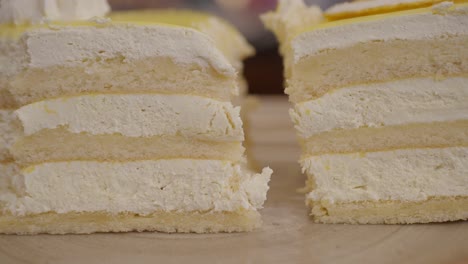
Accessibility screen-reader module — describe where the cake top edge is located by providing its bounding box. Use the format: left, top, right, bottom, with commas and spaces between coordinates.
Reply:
298, 1, 467, 36
325, 0, 468, 21
0, 9, 243, 41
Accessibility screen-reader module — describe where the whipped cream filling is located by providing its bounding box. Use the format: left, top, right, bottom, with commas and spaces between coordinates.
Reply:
293, 2, 468, 63
291, 77, 468, 138
16, 94, 244, 142
1, 160, 272, 216
303, 147, 468, 203
0, 0, 110, 24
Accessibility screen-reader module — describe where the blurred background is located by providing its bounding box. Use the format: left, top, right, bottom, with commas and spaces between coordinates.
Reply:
108, 0, 344, 95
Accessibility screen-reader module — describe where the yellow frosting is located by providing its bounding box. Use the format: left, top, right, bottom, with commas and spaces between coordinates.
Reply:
110, 9, 211, 28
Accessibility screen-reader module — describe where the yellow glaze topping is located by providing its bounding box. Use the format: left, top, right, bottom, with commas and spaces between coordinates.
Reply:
109, 9, 211, 28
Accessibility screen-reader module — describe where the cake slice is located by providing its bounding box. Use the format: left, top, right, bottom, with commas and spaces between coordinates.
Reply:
263, 0, 468, 224
0, 0, 272, 234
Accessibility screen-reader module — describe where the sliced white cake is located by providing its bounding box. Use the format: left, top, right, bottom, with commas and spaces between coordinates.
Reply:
0, 0, 272, 234
263, 0, 468, 224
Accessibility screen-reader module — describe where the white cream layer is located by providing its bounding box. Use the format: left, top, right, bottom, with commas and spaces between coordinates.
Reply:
16, 94, 244, 142
293, 2, 468, 63
0, 109, 20, 161
291, 77, 468, 138
0, 0, 110, 24
1, 160, 272, 216
5, 24, 235, 77
303, 147, 468, 203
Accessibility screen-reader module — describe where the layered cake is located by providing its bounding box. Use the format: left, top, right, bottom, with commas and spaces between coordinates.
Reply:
0, 9, 20, 221
0, 0, 272, 234
263, 0, 468, 224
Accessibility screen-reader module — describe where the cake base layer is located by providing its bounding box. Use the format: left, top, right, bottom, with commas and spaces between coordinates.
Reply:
308, 196, 468, 224
10, 57, 235, 106
301, 121, 468, 156
12, 128, 244, 165
0, 210, 260, 235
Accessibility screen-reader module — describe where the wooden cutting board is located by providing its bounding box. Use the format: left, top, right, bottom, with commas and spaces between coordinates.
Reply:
0, 96, 467, 264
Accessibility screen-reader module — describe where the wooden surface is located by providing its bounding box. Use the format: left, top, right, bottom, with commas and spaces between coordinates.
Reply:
1, 96, 467, 264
